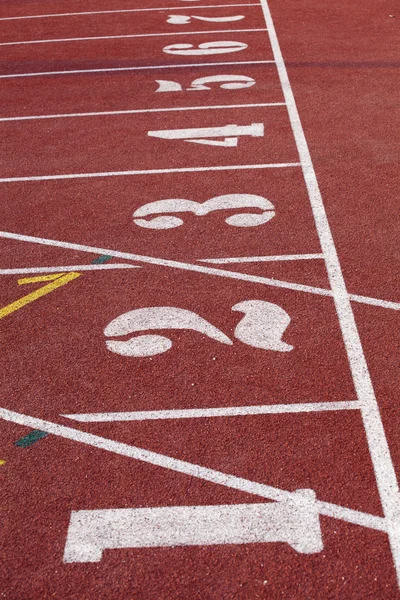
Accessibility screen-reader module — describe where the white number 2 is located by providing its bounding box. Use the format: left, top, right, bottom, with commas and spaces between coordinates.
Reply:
104, 301, 293, 358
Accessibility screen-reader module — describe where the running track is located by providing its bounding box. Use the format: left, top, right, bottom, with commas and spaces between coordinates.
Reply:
0, 0, 399, 597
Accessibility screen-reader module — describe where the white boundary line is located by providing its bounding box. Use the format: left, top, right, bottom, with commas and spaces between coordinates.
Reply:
0, 264, 139, 275
0, 163, 299, 183
0, 59, 275, 80
0, 230, 398, 310
62, 400, 361, 422
0, 406, 387, 533
260, 0, 400, 582
200, 253, 323, 263
0, 28, 267, 47
0, 103, 285, 123
0, 4, 260, 21
348, 294, 400, 312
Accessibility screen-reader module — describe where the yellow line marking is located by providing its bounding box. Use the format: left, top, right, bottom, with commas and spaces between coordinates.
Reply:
18, 273, 66, 284
0, 272, 81, 320
0, 459, 5, 466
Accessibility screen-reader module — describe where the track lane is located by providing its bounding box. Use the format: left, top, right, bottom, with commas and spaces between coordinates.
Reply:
1, 0, 398, 596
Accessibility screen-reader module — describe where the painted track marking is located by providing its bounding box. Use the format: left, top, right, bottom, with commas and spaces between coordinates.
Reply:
0, 60, 275, 80
0, 164, 300, 183
0, 103, 286, 123
15, 430, 49, 448
260, 0, 400, 581
0, 230, 398, 311
0, 231, 362, 299
199, 253, 324, 263
0, 29, 267, 47
0, 4, 261, 22
0, 272, 81, 320
0, 265, 140, 275
62, 400, 361, 422
63, 492, 323, 561
18, 273, 71, 284
0, 0, 397, 584
0, 406, 387, 534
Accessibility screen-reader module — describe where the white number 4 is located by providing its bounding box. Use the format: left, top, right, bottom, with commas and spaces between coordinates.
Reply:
148, 123, 264, 147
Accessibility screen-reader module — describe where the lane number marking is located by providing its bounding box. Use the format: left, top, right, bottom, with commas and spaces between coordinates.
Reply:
104, 301, 293, 357
148, 122, 263, 146
133, 194, 275, 229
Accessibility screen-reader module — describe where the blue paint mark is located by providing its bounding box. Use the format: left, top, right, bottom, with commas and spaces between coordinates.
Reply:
91, 255, 112, 265
15, 430, 49, 448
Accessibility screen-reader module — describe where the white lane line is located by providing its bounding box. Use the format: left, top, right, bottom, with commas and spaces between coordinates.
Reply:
62, 401, 361, 422
0, 4, 260, 21
0, 60, 275, 80
0, 406, 387, 533
261, 0, 400, 581
349, 294, 400, 311
0, 103, 285, 123
0, 163, 300, 183
0, 28, 267, 47
199, 253, 324, 264
0, 264, 140, 275
1, 231, 398, 310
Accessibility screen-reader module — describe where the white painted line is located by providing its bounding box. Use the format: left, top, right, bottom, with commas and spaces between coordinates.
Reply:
0, 163, 300, 183
348, 294, 400, 312
0, 264, 140, 275
0, 103, 285, 123
0, 28, 267, 47
199, 253, 324, 264
62, 401, 361, 422
63, 491, 323, 562
0, 60, 275, 80
0, 231, 334, 297
260, 0, 400, 581
0, 4, 260, 22
0, 406, 387, 533
0, 230, 398, 310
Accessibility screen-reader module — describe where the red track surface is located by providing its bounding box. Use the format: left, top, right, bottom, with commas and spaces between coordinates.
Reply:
0, 0, 399, 597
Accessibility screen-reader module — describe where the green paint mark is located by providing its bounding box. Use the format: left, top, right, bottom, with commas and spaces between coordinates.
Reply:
15, 430, 49, 448
91, 255, 112, 265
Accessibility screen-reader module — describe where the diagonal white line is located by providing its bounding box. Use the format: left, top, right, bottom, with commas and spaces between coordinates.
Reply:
0, 406, 387, 533
260, 0, 400, 582
0, 28, 267, 47
62, 401, 361, 422
0, 4, 260, 22
0, 230, 335, 297
0, 230, 398, 310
